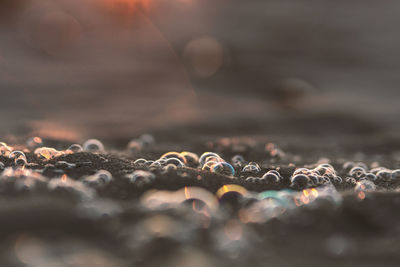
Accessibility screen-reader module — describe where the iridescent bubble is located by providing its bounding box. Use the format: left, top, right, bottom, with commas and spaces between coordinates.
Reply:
9, 151, 26, 160
202, 161, 217, 172
290, 174, 310, 189
180, 151, 199, 167
231, 155, 245, 168
216, 184, 248, 206
377, 169, 392, 182
212, 162, 235, 176
262, 172, 280, 184
66, 144, 83, 154
34, 147, 63, 160
161, 152, 187, 165
242, 162, 261, 174
83, 139, 104, 152
199, 152, 221, 167
26, 137, 43, 150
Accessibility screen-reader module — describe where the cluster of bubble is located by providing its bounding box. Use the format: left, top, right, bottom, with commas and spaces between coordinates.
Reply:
289, 163, 342, 189
344, 161, 400, 183
141, 183, 342, 226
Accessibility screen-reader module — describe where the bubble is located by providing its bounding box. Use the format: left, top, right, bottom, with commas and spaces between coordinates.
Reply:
231, 155, 245, 168
290, 174, 311, 189
370, 167, 386, 175
178, 186, 219, 213
161, 152, 187, 165
201, 161, 217, 172
163, 164, 178, 173
199, 152, 221, 167
349, 167, 366, 180
216, 184, 248, 206
165, 158, 185, 168
355, 180, 376, 192
293, 168, 312, 176
392, 170, 400, 180
34, 147, 63, 160
365, 173, 377, 181
262, 172, 280, 184
66, 144, 83, 154
14, 156, 27, 168
134, 158, 147, 165
26, 137, 43, 150
149, 161, 162, 168
126, 170, 155, 185
155, 159, 167, 166
83, 170, 112, 187
345, 177, 357, 186
83, 139, 104, 152
242, 162, 261, 174
212, 162, 235, 177
376, 170, 392, 182
0, 162, 5, 171
180, 152, 199, 167
9, 151, 26, 160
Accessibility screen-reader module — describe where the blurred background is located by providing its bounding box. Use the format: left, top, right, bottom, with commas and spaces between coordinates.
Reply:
1, 0, 399, 142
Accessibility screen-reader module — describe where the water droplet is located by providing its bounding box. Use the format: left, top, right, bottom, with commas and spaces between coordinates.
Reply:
231, 155, 245, 168
212, 162, 235, 176
161, 152, 187, 165
83, 139, 104, 152
377, 169, 392, 181
290, 174, 310, 189
242, 162, 261, 174
180, 151, 199, 167
199, 152, 221, 167
134, 158, 147, 165
349, 167, 366, 180
9, 151, 26, 160
262, 172, 280, 184
66, 144, 83, 153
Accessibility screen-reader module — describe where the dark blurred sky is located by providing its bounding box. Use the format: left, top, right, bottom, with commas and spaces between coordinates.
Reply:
0, 0, 399, 140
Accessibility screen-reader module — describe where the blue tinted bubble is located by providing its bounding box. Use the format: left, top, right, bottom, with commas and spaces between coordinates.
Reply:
212, 162, 235, 176
231, 155, 245, 168
9, 151, 26, 160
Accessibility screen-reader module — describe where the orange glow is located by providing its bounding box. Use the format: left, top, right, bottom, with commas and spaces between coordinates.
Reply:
216, 184, 248, 199
358, 191, 365, 200
61, 174, 67, 183
184, 186, 190, 199
311, 188, 319, 198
